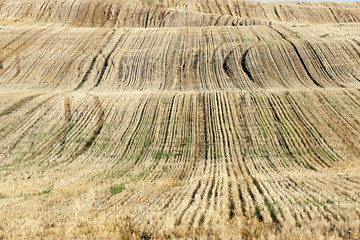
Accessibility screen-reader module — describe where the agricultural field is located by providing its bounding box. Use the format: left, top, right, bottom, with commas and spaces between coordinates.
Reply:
0, 0, 360, 239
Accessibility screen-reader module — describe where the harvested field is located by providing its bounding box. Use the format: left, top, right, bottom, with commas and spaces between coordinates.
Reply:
0, 0, 360, 239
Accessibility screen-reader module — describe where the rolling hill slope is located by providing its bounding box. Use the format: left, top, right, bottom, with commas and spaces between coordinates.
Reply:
0, 0, 359, 239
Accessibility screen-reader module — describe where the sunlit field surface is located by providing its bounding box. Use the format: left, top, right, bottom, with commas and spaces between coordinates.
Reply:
0, 0, 360, 239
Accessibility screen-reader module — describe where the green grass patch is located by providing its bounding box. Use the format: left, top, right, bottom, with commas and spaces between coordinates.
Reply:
320, 33, 329, 38
304, 160, 316, 170
155, 151, 172, 161
42, 185, 53, 195
265, 200, 279, 223
110, 184, 125, 195
255, 206, 263, 221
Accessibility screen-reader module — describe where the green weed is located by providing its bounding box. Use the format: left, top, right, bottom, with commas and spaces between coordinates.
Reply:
320, 33, 329, 38
110, 184, 125, 195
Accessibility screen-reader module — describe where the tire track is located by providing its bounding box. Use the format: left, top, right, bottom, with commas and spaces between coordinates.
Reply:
74, 30, 116, 90
69, 94, 104, 162
268, 26, 323, 88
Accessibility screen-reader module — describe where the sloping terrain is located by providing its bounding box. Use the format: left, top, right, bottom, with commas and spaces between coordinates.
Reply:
0, 0, 360, 239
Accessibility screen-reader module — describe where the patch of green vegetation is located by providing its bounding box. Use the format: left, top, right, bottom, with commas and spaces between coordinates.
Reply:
242, 205, 246, 215
320, 33, 329, 38
110, 184, 125, 195
208, 178, 215, 199
304, 160, 316, 170
155, 151, 163, 160
265, 200, 279, 223
0, 193, 7, 199
296, 149, 304, 156
155, 151, 172, 161
42, 185, 53, 195
255, 206, 263, 221
199, 215, 205, 225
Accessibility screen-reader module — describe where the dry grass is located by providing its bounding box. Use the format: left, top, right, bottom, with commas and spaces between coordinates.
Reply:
0, 0, 360, 239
